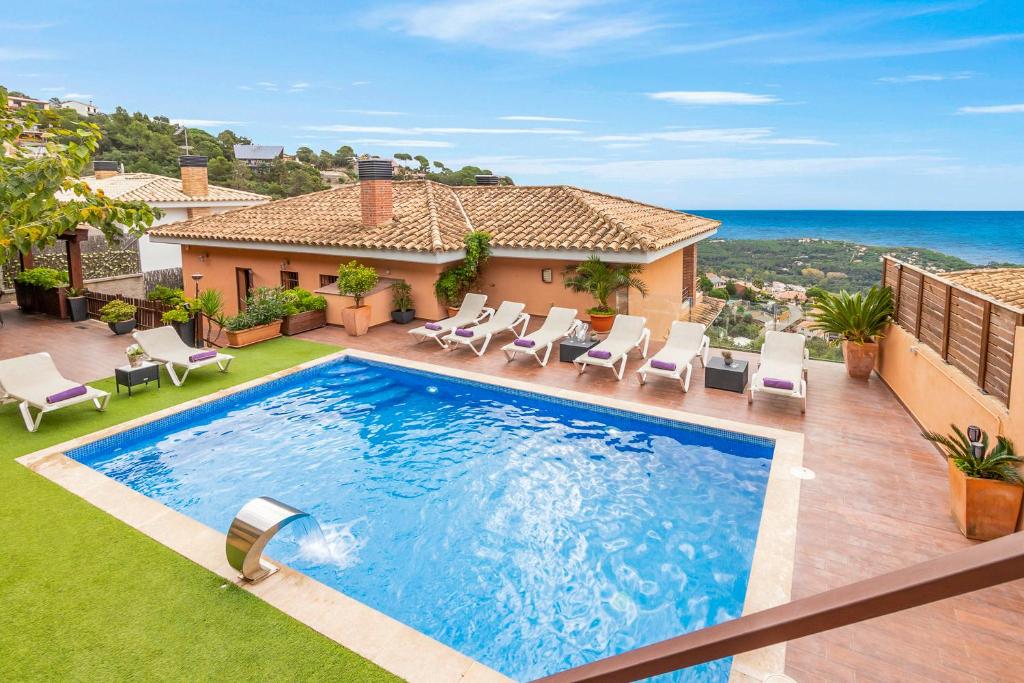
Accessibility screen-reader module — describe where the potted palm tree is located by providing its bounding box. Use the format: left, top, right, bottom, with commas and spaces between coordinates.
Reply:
808, 286, 893, 379
337, 260, 378, 336
563, 255, 648, 333
390, 280, 415, 324
925, 425, 1023, 540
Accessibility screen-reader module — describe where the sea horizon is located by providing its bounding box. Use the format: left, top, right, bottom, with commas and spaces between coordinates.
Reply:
682, 209, 1024, 266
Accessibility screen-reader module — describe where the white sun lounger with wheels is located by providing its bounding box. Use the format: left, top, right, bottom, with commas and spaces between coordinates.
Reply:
0, 352, 110, 432
133, 326, 234, 387
573, 314, 651, 380
443, 300, 529, 356
636, 321, 710, 392
408, 293, 493, 348
748, 330, 809, 413
501, 306, 581, 366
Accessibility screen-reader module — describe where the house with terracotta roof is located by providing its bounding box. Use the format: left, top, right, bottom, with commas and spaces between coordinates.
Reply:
59, 157, 269, 275
150, 158, 719, 335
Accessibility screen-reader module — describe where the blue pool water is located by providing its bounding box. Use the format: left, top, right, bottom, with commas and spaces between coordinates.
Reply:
69, 358, 774, 681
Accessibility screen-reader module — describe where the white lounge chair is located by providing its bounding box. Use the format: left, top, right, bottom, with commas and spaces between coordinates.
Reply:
443, 300, 529, 356
408, 293, 493, 348
573, 314, 651, 380
133, 326, 234, 387
0, 352, 110, 432
636, 321, 710, 392
748, 331, 809, 413
502, 306, 581, 366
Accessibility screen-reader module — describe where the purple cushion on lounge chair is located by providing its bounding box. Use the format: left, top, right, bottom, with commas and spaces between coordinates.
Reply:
455, 328, 474, 338
46, 385, 87, 404
650, 359, 677, 371
189, 350, 217, 363
424, 322, 443, 331
763, 377, 795, 391
514, 338, 536, 348
587, 349, 612, 360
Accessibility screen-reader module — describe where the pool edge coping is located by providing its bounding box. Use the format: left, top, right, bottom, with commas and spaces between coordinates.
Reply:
17, 347, 803, 682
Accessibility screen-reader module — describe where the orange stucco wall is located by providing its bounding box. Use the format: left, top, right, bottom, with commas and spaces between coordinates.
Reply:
180, 245, 690, 337
877, 323, 1024, 447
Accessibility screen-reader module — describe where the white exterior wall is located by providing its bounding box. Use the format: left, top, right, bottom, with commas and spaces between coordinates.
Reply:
138, 205, 251, 273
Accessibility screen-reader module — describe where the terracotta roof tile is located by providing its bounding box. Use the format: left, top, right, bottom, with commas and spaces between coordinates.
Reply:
150, 180, 720, 254
59, 173, 269, 203
947, 268, 1024, 310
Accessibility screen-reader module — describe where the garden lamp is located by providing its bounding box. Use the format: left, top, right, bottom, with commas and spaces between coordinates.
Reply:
967, 425, 985, 459
191, 272, 203, 297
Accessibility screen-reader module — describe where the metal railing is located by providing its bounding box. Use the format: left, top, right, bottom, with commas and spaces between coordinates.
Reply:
534, 531, 1024, 682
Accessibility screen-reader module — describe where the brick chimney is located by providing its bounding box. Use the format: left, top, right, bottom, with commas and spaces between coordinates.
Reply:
179, 156, 212, 218
93, 160, 120, 179
474, 174, 499, 186
358, 157, 394, 227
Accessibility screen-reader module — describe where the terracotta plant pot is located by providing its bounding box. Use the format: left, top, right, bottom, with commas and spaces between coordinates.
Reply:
341, 305, 372, 336
842, 340, 878, 379
281, 309, 326, 336
226, 320, 282, 348
588, 312, 616, 334
947, 458, 1024, 540
446, 306, 459, 318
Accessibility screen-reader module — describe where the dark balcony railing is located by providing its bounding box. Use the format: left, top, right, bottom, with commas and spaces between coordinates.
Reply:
534, 531, 1024, 683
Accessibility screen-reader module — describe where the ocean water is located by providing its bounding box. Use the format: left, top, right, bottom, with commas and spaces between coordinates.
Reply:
689, 210, 1024, 265
69, 357, 774, 682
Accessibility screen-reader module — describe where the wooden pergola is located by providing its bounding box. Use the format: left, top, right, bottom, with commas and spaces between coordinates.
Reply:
17, 227, 89, 290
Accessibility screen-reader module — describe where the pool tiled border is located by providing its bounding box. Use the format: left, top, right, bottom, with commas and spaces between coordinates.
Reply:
18, 348, 803, 682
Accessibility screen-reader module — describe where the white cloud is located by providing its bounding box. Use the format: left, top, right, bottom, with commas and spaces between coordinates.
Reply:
39, 86, 65, 92
767, 33, 1024, 64
305, 124, 581, 135
171, 118, 246, 127
338, 109, 408, 116
957, 103, 1024, 114
256, 81, 277, 87
291, 81, 310, 89
350, 139, 454, 148
499, 115, 591, 122
237, 85, 253, 91
878, 72, 974, 83
581, 156, 939, 181
62, 92, 93, 100
374, 0, 661, 53
603, 142, 648, 149
585, 127, 834, 146
351, 81, 370, 86
0, 46, 55, 60
648, 91, 781, 106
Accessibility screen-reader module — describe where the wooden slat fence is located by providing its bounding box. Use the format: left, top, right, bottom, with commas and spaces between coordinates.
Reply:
85, 292, 173, 330
882, 257, 1023, 406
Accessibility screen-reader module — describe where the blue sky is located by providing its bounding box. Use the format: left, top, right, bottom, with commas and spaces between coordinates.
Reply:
3, 0, 1023, 209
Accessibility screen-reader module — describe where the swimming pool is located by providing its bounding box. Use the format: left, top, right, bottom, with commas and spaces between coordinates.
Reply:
68, 355, 776, 681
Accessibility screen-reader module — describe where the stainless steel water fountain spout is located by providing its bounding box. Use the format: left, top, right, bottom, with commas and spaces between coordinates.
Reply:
226, 496, 310, 582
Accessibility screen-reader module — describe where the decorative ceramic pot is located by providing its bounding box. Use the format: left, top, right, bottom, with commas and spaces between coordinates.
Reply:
842, 340, 879, 379
947, 459, 1024, 540
341, 305, 372, 336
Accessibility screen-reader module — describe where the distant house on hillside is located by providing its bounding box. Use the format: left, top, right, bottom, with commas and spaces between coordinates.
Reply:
233, 144, 285, 167
6, 93, 49, 111
57, 157, 268, 276
60, 99, 100, 116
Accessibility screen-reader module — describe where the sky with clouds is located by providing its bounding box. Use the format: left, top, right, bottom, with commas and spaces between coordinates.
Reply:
3, 0, 1023, 209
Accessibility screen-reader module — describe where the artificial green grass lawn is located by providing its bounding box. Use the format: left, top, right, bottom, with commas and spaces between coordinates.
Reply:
0, 337, 399, 681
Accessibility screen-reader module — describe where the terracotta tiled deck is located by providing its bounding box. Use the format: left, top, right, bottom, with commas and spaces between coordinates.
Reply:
3, 306, 1022, 681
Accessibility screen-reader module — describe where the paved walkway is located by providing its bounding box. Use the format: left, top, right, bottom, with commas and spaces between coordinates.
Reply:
3, 309, 1021, 681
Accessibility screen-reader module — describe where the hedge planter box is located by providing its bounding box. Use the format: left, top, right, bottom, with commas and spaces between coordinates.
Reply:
226, 320, 282, 348
108, 320, 137, 335
15, 283, 64, 317
281, 309, 326, 336
947, 458, 1024, 540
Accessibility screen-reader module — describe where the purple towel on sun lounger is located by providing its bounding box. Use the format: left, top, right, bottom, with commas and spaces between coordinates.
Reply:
425, 322, 443, 331
455, 328, 474, 338
46, 385, 87, 404
189, 350, 217, 362
514, 338, 536, 348
587, 349, 611, 360
763, 377, 794, 391
650, 359, 677, 371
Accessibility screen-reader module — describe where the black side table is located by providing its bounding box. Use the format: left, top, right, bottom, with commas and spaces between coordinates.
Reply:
115, 361, 161, 396
559, 338, 600, 363
704, 357, 749, 393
